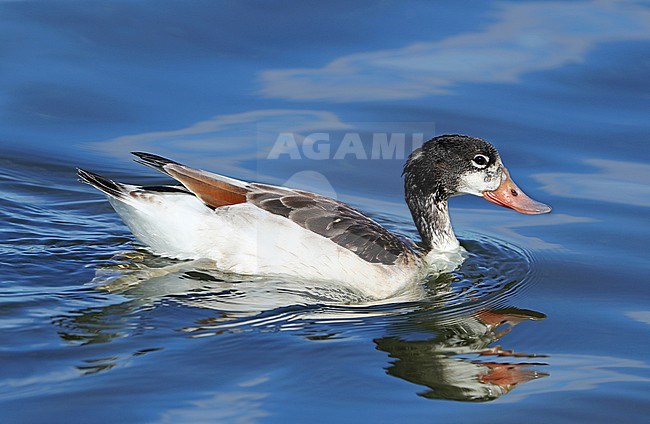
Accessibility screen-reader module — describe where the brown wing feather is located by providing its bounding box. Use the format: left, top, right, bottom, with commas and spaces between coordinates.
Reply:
165, 164, 248, 208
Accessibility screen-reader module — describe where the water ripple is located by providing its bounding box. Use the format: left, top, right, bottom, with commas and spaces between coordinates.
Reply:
72, 233, 538, 339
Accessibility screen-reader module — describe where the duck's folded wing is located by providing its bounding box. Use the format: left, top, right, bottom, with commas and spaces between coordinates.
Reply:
132, 152, 418, 265
248, 183, 419, 265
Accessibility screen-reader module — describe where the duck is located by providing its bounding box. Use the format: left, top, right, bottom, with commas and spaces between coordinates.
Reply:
78, 134, 551, 299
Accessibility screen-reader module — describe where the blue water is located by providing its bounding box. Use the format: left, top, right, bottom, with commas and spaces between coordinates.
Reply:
1, 1, 649, 422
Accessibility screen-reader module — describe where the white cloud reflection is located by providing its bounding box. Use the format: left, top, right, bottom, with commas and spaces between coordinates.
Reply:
159, 391, 270, 423
88, 108, 352, 178
260, 0, 650, 101
627, 311, 650, 325
535, 159, 650, 207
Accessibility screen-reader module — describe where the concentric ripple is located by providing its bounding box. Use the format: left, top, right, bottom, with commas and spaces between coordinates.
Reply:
421, 233, 539, 317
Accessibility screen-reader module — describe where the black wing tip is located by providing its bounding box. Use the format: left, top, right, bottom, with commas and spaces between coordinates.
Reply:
76, 167, 101, 184
77, 168, 127, 199
131, 152, 180, 172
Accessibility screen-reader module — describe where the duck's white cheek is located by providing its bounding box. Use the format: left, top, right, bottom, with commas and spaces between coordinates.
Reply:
457, 172, 490, 196
457, 166, 501, 196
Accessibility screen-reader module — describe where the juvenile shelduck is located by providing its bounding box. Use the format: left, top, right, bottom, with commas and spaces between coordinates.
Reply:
78, 134, 551, 299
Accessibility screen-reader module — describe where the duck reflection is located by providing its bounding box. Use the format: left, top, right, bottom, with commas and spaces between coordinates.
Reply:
375, 308, 547, 402
58, 251, 547, 399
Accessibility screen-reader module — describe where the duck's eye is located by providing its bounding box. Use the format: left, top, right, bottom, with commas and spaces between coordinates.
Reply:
472, 154, 489, 168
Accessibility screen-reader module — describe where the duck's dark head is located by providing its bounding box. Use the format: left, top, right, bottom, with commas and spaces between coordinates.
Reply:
403, 134, 551, 251
404, 134, 551, 212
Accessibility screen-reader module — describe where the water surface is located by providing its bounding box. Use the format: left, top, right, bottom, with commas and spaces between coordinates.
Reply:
1, 1, 649, 422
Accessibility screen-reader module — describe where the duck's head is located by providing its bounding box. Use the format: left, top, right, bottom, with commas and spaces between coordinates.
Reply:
404, 134, 551, 214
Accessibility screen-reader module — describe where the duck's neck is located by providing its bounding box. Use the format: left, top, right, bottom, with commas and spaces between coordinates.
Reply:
406, 191, 460, 254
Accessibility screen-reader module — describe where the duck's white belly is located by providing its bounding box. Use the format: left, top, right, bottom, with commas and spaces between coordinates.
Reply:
109, 194, 430, 299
